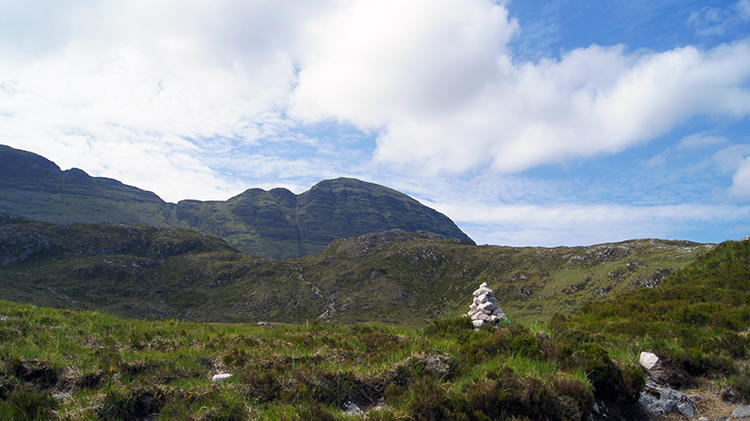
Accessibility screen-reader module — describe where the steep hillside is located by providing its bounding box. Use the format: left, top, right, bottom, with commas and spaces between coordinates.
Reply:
559, 236, 750, 374
0, 145, 471, 258
0, 145, 172, 226
0, 215, 711, 325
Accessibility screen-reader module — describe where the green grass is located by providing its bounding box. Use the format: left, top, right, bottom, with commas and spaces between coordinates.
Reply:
0, 215, 712, 326
1, 238, 749, 420
0, 302, 620, 421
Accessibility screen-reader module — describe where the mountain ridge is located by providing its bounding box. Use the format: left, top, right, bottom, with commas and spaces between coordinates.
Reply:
0, 145, 471, 258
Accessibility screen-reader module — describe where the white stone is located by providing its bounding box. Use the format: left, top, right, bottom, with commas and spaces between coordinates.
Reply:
472, 319, 485, 328
478, 301, 498, 312
344, 401, 362, 414
732, 406, 750, 419
639, 352, 659, 370
474, 313, 491, 321
212, 373, 233, 383
473, 287, 493, 297
474, 294, 490, 304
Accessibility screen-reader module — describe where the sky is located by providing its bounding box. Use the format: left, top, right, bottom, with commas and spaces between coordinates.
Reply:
1, 0, 749, 247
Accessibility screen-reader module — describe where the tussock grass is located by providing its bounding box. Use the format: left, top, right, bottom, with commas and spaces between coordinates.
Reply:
0, 303, 612, 421
1, 238, 747, 420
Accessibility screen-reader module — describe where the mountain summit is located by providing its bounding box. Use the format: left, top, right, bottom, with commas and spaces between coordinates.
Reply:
0, 145, 472, 258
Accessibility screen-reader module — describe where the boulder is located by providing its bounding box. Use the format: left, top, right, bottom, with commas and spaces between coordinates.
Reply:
639, 380, 695, 418
639, 352, 659, 370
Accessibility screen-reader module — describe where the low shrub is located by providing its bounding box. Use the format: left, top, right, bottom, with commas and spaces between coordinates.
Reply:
0, 383, 60, 421
293, 402, 336, 421
454, 367, 582, 421
97, 387, 167, 421
723, 367, 750, 403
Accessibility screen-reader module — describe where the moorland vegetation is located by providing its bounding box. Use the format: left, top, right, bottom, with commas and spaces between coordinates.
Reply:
0, 214, 710, 324
1, 237, 749, 421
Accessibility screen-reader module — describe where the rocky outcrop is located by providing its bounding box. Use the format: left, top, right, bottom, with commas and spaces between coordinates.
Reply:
637, 352, 696, 418
639, 379, 696, 418
0, 225, 53, 266
466, 282, 508, 328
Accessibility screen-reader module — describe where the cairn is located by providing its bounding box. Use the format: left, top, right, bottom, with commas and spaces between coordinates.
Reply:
467, 282, 507, 328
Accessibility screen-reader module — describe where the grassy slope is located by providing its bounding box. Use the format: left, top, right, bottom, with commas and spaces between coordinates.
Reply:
558, 238, 750, 380
1, 232, 748, 421
0, 300, 636, 421
0, 215, 711, 325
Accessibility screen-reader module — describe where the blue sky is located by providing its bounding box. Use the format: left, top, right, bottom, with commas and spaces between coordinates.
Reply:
1, 0, 749, 246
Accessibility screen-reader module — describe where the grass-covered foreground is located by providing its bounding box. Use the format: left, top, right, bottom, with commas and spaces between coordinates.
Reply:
1, 238, 749, 420
0, 299, 638, 421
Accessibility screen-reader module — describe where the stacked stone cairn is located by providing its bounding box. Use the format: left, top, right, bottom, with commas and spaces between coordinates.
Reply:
467, 282, 508, 328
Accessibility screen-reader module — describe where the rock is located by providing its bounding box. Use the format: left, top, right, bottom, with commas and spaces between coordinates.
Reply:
478, 301, 498, 312
343, 401, 362, 414
732, 406, 750, 418
212, 373, 233, 383
473, 287, 494, 296
639, 380, 695, 418
475, 313, 491, 322
640, 352, 659, 370
472, 319, 484, 328
474, 293, 490, 304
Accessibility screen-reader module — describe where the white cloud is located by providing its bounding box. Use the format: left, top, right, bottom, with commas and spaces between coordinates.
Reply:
0, 0, 317, 201
289, 0, 519, 126
729, 156, 750, 199
713, 144, 750, 174
289, 3, 750, 176
678, 132, 728, 150
432, 201, 750, 246
688, 0, 750, 37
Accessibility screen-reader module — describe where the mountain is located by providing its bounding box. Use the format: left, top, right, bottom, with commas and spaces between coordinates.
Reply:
174, 177, 472, 258
0, 145, 471, 258
0, 145, 173, 226
0, 214, 711, 325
